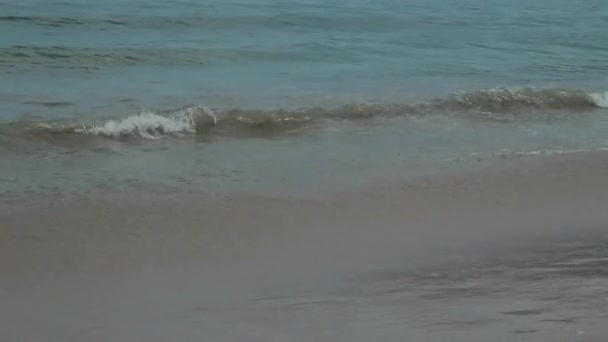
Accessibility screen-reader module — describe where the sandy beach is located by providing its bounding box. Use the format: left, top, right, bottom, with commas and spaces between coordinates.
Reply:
2, 151, 608, 341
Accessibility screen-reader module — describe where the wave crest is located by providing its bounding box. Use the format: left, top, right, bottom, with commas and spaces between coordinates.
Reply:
74, 106, 217, 139
589, 92, 608, 108
3, 87, 607, 142
445, 88, 599, 112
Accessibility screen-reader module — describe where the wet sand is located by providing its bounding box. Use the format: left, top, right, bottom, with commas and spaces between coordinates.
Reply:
2, 152, 608, 341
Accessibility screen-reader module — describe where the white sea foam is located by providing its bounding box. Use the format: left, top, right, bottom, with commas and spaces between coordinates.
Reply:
75, 106, 216, 139
589, 92, 608, 108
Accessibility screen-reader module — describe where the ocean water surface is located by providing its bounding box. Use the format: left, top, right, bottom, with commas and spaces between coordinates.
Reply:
2, 0, 608, 198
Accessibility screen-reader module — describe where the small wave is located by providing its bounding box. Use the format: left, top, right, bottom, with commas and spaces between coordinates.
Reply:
444, 87, 599, 112
440, 146, 608, 164
494, 147, 608, 158
2, 87, 606, 142
0, 15, 124, 27
0, 46, 317, 73
23, 100, 74, 107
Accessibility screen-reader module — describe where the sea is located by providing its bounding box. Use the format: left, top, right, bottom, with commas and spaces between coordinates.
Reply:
2, 0, 608, 341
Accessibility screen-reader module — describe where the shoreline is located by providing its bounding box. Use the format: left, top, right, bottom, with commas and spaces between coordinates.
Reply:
2, 142, 608, 342
3, 150, 608, 283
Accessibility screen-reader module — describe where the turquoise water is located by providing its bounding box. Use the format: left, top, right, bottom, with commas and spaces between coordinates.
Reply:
2, 0, 608, 196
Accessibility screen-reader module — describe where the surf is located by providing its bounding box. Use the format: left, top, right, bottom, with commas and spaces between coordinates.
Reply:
1, 87, 606, 142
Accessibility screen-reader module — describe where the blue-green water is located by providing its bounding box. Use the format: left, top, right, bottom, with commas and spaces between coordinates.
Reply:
2, 0, 608, 195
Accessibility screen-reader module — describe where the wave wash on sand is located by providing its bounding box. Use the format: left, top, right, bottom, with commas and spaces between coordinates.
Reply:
2, 151, 608, 341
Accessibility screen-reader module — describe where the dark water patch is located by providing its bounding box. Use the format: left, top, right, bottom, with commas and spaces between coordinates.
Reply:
0, 15, 125, 27
513, 329, 538, 334
500, 309, 545, 316
23, 101, 74, 107
541, 318, 578, 323
435, 319, 499, 327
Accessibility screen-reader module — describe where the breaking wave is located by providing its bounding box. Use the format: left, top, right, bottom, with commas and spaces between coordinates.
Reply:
75, 107, 215, 139
3, 87, 607, 142
588, 92, 608, 108
445, 88, 608, 111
